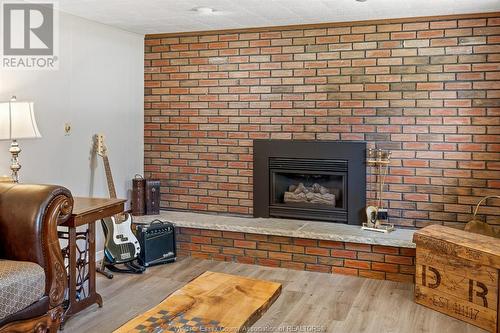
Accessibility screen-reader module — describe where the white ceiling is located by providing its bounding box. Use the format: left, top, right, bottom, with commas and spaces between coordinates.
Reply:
54, 0, 500, 35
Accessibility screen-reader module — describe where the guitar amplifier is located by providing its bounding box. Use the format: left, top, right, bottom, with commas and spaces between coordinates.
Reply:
134, 220, 176, 267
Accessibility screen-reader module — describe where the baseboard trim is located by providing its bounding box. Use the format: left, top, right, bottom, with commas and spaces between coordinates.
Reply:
96, 250, 104, 262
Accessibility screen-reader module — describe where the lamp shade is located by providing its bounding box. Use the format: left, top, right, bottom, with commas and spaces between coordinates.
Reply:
0, 101, 42, 140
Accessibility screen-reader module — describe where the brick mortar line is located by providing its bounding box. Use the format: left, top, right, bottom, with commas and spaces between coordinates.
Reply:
146, 41, 499, 53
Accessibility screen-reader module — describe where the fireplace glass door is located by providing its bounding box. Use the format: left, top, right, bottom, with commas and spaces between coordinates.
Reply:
265, 157, 349, 222
271, 171, 346, 210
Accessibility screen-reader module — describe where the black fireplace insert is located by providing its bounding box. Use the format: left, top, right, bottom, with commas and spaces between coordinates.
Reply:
253, 140, 366, 224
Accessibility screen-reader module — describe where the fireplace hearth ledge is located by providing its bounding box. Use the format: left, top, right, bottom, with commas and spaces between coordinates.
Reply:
134, 210, 416, 248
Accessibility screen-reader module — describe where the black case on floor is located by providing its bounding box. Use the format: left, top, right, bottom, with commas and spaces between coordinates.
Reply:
135, 220, 176, 267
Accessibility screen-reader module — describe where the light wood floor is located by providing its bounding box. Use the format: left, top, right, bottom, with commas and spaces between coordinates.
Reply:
64, 257, 485, 333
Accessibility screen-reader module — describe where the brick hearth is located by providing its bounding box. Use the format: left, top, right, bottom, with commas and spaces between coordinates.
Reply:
144, 13, 500, 228
134, 211, 416, 282
175, 227, 416, 282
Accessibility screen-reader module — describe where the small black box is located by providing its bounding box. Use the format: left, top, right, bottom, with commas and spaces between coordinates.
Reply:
135, 220, 176, 267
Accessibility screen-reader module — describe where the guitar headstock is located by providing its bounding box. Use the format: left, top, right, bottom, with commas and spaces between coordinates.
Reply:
95, 134, 107, 157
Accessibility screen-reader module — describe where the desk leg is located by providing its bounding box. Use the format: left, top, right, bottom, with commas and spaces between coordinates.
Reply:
59, 224, 103, 328
89, 222, 103, 307
60, 227, 77, 329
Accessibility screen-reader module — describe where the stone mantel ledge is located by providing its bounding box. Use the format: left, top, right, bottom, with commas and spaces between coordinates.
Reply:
134, 210, 416, 248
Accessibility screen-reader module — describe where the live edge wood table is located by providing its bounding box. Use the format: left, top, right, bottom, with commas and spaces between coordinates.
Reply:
414, 225, 500, 333
58, 197, 126, 328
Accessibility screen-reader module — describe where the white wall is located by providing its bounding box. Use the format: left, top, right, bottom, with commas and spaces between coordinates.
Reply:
0, 11, 144, 250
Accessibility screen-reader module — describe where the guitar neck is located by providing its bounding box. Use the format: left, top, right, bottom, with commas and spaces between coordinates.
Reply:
102, 156, 117, 199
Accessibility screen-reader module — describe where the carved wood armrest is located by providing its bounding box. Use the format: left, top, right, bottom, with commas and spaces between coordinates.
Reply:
43, 195, 73, 308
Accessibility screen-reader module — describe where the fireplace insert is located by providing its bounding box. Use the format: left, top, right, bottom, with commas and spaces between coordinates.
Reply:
253, 140, 366, 224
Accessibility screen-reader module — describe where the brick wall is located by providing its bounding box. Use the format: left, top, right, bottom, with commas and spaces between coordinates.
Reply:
176, 227, 416, 282
144, 13, 500, 228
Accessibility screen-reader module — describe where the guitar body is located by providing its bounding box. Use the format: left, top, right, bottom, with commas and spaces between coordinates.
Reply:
101, 214, 141, 264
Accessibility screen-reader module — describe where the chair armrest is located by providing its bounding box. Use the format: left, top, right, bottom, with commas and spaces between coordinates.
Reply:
0, 183, 73, 307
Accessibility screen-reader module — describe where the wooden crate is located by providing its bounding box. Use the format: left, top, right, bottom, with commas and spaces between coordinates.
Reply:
413, 225, 500, 332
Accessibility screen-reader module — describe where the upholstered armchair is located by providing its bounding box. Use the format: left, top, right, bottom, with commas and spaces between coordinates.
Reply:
0, 183, 73, 333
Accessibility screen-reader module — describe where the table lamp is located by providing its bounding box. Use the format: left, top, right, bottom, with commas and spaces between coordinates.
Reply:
0, 96, 42, 182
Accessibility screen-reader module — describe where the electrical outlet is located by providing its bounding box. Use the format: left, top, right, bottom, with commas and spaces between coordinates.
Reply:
64, 123, 71, 135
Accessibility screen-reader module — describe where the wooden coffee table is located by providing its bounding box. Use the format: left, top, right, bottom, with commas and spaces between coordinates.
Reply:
59, 197, 126, 328
114, 271, 282, 332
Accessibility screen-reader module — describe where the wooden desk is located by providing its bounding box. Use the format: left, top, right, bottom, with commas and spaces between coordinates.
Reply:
59, 197, 125, 327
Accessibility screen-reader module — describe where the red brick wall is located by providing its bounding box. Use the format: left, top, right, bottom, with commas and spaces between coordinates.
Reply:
176, 227, 416, 282
144, 13, 500, 228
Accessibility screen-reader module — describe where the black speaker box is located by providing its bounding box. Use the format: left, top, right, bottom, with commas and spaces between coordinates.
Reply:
135, 220, 176, 267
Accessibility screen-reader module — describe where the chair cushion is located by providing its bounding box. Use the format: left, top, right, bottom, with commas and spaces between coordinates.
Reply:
0, 260, 45, 320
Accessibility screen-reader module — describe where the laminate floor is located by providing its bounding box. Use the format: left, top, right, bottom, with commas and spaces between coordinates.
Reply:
63, 257, 485, 333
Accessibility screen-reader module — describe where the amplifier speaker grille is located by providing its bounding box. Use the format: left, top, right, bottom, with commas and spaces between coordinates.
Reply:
135, 221, 176, 267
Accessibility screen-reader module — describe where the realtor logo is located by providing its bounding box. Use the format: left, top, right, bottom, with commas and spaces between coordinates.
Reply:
1, 1, 59, 70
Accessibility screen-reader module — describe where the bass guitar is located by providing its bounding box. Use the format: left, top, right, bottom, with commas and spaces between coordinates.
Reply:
95, 134, 141, 267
